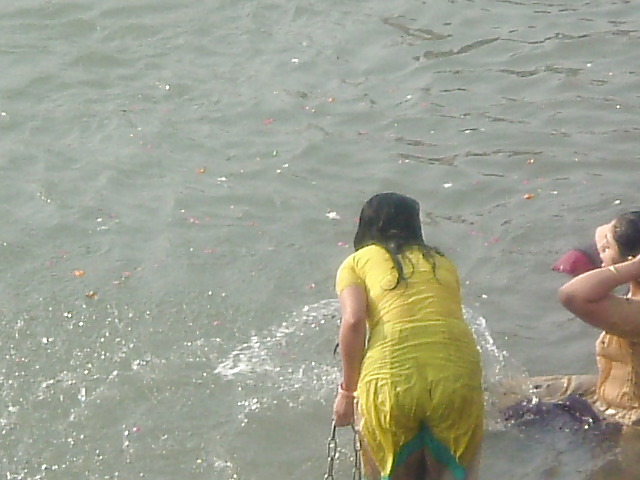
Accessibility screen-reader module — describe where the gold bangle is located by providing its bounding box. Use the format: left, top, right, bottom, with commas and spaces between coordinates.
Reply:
608, 265, 621, 277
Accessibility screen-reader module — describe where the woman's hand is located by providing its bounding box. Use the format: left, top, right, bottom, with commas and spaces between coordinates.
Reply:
629, 252, 640, 275
608, 253, 640, 283
333, 390, 355, 427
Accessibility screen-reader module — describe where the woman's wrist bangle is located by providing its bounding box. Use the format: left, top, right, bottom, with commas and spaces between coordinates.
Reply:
339, 383, 356, 397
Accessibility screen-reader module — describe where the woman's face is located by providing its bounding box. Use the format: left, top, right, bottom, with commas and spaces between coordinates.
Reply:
595, 220, 623, 266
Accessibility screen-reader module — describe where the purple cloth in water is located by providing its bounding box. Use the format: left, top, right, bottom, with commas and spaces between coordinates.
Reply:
502, 394, 622, 437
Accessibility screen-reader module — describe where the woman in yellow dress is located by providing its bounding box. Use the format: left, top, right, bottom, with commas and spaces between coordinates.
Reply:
332, 193, 484, 480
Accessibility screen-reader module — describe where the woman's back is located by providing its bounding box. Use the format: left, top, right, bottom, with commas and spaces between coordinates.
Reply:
338, 244, 464, 326
337, 244, 480, 381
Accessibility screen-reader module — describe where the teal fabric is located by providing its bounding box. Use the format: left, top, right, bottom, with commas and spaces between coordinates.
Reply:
380, 425, 466, 480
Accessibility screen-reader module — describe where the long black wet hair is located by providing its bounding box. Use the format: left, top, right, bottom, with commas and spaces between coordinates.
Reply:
333, 193, 445, 355
353, 192, 444, 288
613, 211, 640, 259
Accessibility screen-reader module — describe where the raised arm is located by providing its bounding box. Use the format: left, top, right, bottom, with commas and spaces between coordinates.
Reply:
558, 255, 640, 339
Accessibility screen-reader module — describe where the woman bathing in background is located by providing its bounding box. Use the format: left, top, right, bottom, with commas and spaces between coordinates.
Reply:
520, 212, 640, 427
505, 212, 640, 478
556, 211, 640, 425
332, 193, 484, 480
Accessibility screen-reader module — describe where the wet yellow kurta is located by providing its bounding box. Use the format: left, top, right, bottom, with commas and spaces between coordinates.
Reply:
336, 245, 483, 479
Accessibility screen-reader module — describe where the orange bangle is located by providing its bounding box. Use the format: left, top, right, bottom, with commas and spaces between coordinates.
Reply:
339, 383, 356, 397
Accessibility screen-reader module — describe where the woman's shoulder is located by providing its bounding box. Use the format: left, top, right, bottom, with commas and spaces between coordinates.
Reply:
344, 244, 388, 263
337, 245, 392, 274
336, 247, 386, 292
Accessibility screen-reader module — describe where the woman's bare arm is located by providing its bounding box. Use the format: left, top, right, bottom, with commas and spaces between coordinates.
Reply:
338, 285, 368, 392
558, 256, 640, 339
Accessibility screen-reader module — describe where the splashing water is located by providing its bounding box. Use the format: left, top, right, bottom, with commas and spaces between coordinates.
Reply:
214, 299, 342, 420
462, 306, 532, 430
215, 299, 528, 429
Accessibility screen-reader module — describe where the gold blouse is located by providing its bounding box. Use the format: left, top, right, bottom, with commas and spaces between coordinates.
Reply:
594, 331, 640, 425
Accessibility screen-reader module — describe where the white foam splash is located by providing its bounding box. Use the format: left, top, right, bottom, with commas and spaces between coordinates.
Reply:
215, 299, 527, 428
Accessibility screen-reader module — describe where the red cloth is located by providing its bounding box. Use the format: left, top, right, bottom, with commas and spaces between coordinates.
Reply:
552, 247, 599, 277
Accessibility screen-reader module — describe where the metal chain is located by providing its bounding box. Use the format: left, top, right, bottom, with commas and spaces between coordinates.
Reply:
351, 425, 362, 480
323, 421, 338, 480
322, 420, 362, 480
